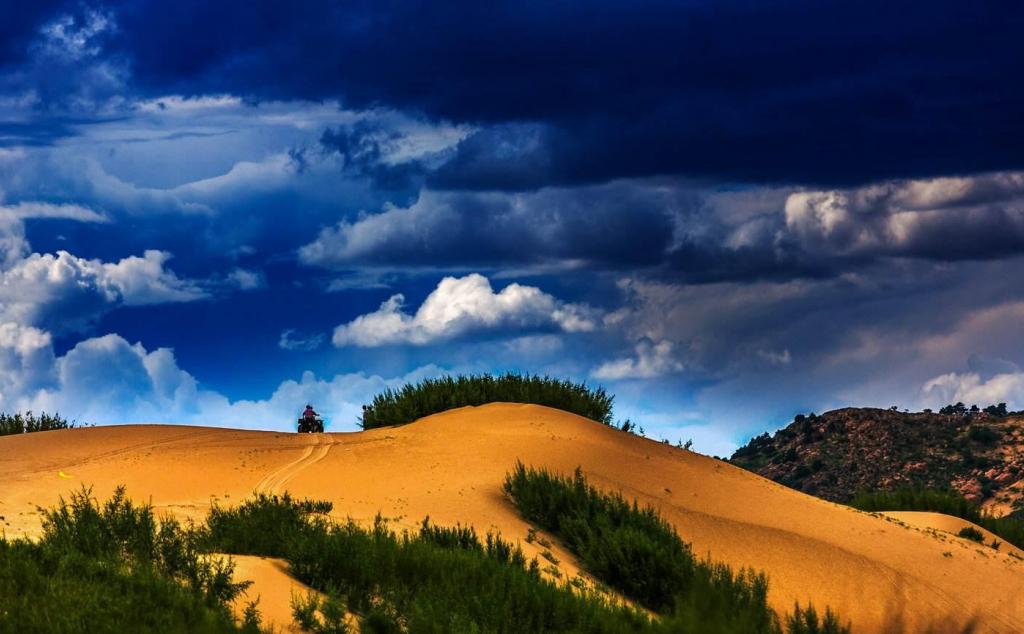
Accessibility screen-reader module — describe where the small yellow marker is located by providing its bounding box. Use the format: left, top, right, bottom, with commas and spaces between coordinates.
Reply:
58, 471, 73, 479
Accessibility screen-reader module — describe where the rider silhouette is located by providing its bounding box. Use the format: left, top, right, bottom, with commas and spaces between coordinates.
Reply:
298, 404, 323, 433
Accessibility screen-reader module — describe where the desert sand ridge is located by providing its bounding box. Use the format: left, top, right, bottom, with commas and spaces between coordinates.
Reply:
2, 403, 1023, 632
881, 511, 1024, 558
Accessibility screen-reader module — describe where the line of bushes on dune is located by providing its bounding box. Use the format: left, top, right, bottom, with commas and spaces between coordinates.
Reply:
203, 494, 655, 632
849, 488, 1024, 550
8, 479, 849, 633
205, 487, 848, 633
504, 463, 850, 634
0, 487, 261, 633
0, 411, 74, 436
359, 373, 615, 429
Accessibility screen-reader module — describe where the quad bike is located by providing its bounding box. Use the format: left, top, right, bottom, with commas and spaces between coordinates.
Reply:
297, 414, 324, 433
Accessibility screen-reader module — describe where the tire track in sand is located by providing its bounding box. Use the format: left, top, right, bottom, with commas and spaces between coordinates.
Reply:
253, 435, 332, 495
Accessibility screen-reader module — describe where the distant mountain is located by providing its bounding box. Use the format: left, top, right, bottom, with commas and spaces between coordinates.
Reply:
730, 406, 1024, 518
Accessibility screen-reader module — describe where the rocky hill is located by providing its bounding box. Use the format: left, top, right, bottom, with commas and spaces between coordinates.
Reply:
730, 406, 1024, 517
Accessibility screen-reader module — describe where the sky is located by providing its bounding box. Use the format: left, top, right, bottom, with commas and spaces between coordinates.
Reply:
1, 1, 1023, 456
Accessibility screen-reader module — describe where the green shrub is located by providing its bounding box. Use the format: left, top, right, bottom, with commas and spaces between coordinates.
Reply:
0, 487, 254, 633
202, 493, 332, 556
290, 592, 350, 634
504, 463, 692, 613
0, 411, 74, 436
240, 600, 263, 632
956, 526, 984, 543
417, 517, 482, 552
360, 605, 403, 634
787, 604, 848, 634
360, 373, 614, 429
291, 591, 322, 631
967, 425, 1001, 444
504, 463, 850, 634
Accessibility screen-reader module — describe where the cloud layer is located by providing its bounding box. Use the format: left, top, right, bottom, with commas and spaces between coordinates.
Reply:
101, 2, 1024, 186
299, 185, 677, 271
297, 170, 1024, 284
0, 1, 1023, 456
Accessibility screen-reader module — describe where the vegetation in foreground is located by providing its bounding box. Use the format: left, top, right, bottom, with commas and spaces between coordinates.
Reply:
504, 462, 849, 634
6, 479, 851, 632
849, 488, 1024, 550
0, 487, 259, 633
204, 494, 655, 633
0, 411, 74, 436
360, 373, 614, 429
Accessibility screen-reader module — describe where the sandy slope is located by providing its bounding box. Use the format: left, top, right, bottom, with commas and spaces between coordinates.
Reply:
2, 403, 1023, 633
228, 555, 320, 633
882, 511, 1024, 558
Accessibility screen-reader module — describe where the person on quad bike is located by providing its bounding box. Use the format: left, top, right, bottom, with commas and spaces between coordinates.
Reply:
298, 404, 324, 433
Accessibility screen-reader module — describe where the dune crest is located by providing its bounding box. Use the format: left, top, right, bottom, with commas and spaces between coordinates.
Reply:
2, 403, 1023, 632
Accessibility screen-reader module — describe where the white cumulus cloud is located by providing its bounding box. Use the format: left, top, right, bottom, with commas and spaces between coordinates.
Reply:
0, 324, 444, 430
0, 250, 205, 330
99, 250, 207, 305
592, 339, 684, 380
921, 371, 1024, 408
0, 322, 57, 410
332, 273, 599, 347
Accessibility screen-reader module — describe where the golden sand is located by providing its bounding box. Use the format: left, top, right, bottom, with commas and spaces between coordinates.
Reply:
2, 403, 1022, 632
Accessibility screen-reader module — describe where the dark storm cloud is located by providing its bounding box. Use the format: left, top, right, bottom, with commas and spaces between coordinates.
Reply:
663, 240, 831, 284
319, 122, 427, 192
427, 124, 555, 192
299, 184, 682, 271
298, 168, 1024, 282
5, 1, 1021, 187
73, 0, 1023, 188
0, 2, 67, 67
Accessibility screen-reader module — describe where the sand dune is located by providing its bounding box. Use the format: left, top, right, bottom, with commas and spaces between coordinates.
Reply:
228, 555, 321, 632
2, 403, 1023, 632
882, 511, 1024, 558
